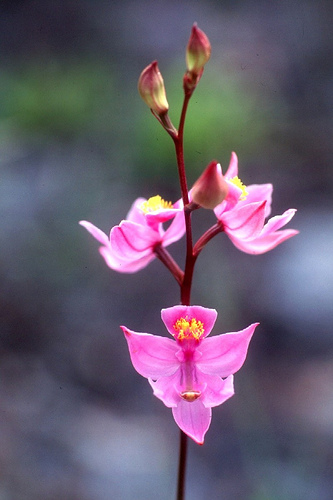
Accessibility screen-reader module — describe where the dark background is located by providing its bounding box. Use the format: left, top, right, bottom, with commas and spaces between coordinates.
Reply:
1, 1, 333, 499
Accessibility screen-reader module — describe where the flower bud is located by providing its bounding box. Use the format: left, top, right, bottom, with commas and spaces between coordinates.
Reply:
186, 23, 211, 76
138, 61, 169, 115
191, 161, 228, 209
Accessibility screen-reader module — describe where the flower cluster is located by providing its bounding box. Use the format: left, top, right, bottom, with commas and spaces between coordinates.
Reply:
80, 24, 298, 446
81, 152, 297, 274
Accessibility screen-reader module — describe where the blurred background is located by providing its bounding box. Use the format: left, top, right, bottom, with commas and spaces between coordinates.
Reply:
1, 1, 333, 499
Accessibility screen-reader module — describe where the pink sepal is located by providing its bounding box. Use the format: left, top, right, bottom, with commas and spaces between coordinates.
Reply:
197, 323, 259, 377
121, 326, 179, 379
222, 202, 267, 240
79, 221, 109, 246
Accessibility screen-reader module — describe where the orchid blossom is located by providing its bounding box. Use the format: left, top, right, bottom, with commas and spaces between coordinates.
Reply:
122, 305, 258, 444
212, 152, 298, 254
80, 195, 185, 273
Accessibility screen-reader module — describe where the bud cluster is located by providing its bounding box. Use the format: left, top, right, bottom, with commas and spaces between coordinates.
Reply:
80, 21, 298, 467
137, 23, 211, 133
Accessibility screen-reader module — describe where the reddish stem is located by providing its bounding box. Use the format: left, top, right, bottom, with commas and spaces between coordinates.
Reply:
193, 222, 223, 257
165, 79, 211, 500
154, 245, 184, 286
172, 92, 196, 500
172, 94, 196, 307
176, 430, 188, 500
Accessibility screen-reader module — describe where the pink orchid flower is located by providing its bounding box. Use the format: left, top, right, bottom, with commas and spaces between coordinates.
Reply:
121, 305, 258, 444
80, 195, 185, 273
213, 152, 298, 254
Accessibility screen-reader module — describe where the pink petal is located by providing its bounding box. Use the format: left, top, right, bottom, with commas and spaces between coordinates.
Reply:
172, 399, 211, 444
228, 209, 298, 254
230, 229, 299, 254
145, 207, 182, 225
148, 370, 181, 408
99, 245, 129, 270
224, 151, 238, 179
110, 221, 158, 259
214, 181, 242, 217
200, 373, 234, 408
100, 246, 156, 272
161, 305, 217, 339
162, 210, 186, 246
238, 184, 273, 217
222, 202, 266, 239
79, 220, 109, 246
196, 323, 258, 377
126, 197, 148, 225
121, 327, 179, 379
260, 209, 297, 236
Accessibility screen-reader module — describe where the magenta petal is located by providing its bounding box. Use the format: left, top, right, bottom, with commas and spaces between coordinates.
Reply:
261, 209, 297, 235
161, 305, 217, 338
162, 210, 186, 246
172, 399, 211, 444
79, 220, 155, 272
148, 370, 181, 408
145, 208, 181, 225
79, 220, 110, 246
224, 151, 238, 179
197, 323, 258, 377
231, 229, 299, 254
228, 209, 298, 254
100, 246, 156, 272
125, 197, 148, 225
214, 181, 242, 217
200, 373, 234, 408
222, 202, 266, 239
111, 221, 157, 258
238, 183, 273, 217
99, 245, 129, 270
121, 327, 179, 379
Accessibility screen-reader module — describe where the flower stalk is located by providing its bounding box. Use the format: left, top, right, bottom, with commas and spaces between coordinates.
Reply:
154, 244, 184, 286
173, 93, 194, 307
177, 430, 188, 500
79, 22, 298, 500
172, 92, 192, 499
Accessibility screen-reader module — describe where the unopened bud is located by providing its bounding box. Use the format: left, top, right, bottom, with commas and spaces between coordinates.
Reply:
138, 61, 169, 115
186, 23, 211, 76
191, 161, 228, 209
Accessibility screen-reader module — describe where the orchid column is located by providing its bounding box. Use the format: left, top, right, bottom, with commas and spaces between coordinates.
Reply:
80, 23, 297, 500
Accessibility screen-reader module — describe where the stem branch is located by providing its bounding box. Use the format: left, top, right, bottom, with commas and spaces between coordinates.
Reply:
154, 245, 184, 286
193, 222, 223, 257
